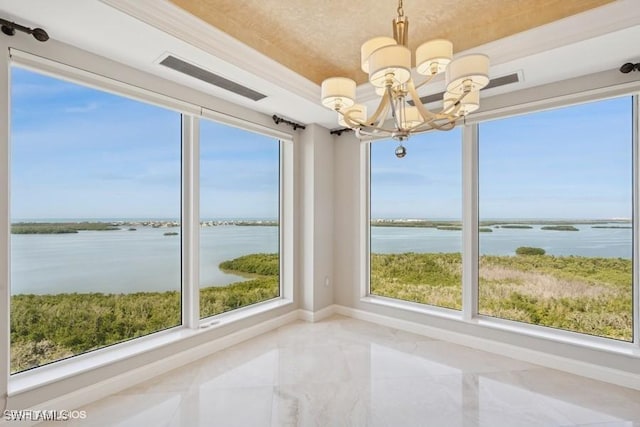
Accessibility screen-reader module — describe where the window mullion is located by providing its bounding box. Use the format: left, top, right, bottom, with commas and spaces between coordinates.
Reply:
633, 94, 639, 346
462, 123, 479, 322
1, 46, 10, 407
182, 115, 200, 328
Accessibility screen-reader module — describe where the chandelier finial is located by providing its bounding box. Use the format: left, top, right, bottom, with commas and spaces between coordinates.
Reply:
393, 0, 408, 46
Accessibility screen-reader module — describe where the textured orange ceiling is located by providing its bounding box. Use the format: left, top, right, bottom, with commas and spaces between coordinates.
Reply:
170, 0, 614, 85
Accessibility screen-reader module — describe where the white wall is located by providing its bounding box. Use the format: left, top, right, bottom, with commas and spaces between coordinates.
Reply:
299, 124, 335, 312
333, 133, 363, 308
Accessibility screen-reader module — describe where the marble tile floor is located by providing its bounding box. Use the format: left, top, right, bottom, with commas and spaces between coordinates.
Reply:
41, 315, 640, 427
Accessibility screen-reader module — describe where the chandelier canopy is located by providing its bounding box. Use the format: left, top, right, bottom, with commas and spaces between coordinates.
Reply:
320, 0, 490, 151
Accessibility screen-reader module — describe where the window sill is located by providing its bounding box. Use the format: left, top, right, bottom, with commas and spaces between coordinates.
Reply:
360, 295, 640, 359
9, 298, 293, 396
360, 295, 463, 322
474, 315, 640, 358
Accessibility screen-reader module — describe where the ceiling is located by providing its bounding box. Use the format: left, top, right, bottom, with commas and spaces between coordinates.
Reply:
0, 0, 638, 130
169, 0, 614, 85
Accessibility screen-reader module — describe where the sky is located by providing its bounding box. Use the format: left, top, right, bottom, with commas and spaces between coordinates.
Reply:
10, 66, 279, 220
11, 66, 633, 221
372, 96, 633, 220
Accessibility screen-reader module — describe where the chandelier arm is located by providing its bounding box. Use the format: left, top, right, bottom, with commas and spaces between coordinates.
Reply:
425, 116, 457, 131
363, 90, 391, 126
344, 102, 402, 135
405, 122, 434, 133
356, 127, 396, 138
412, 73, 437, 91
406, 80, 438, 121
373, 100, 391, 129
405, 114, 456, 133
355, 128, 391, 142
360, 108, 409, 135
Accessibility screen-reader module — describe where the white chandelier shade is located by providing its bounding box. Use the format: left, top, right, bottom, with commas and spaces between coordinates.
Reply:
443, 90, 480, 116
416, 39, 452, 75
319, 0, 490, 146
368, 45, 412, 88
445, 54, 490, 94
320, 77, 356, 110
361, 36, 397, 73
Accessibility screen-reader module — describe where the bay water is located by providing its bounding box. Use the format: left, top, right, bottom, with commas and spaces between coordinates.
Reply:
10, 222, 631, 295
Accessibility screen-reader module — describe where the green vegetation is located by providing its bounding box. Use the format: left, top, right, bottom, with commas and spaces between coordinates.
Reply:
12, 292, 181, 372
479, 219, 629, 227
592, 226, 632, 229
437, 225, 462, 231
373, 220, 458, 228
541, 225, 579, 231
200, 277, 278, 319
11, 222, 120, 234
371, 253, 462, 310
235, 221, 278, 227
13, 248, 633, 372
219, 253, 279, 276
516, 246, 546, 256
372, 220, 631, 229
163, 232, 179, 236
371, 252, 632, 341
479, 228, 493, 233
11, 253, 279, 373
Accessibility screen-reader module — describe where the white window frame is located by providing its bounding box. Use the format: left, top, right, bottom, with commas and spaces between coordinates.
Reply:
2, 47, 294, 394
364, 87, 640, 354
196, 111, 292, 324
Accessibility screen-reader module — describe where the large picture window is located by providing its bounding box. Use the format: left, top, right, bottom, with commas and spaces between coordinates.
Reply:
10, 66, 183, 373
478, 97, 633, 341
370, 130, 462, 309
199, 120, 280, 319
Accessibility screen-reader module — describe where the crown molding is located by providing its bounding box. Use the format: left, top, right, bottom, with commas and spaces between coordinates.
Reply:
470, 0, 640, 65
99, 0, 320, 104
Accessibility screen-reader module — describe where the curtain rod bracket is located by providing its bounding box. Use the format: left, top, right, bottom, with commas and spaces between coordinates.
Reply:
272, 114, 306, 131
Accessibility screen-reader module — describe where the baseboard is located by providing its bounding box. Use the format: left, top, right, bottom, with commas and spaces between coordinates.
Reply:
4, 310, 299, 427
334, 305, 640, 391
298, 305, 337, 323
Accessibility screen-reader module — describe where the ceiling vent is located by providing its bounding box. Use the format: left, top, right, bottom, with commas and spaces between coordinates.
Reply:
159, 55, 267, 102
410, 72, 520, 105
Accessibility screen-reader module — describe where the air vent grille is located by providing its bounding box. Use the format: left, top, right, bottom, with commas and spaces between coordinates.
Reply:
409, 72, 520, 105
160, 55, 267, 102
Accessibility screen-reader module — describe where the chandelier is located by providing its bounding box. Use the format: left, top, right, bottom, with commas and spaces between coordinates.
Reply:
320, 0, 490, 156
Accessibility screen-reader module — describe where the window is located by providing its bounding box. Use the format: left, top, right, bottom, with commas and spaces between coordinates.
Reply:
478, 97, 633, 341
370, 130, 462, 309
10, 66, 182, 373
199, 120, 280, 319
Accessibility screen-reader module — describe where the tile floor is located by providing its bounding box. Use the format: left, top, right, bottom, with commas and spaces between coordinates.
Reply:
42, 315, 640, 427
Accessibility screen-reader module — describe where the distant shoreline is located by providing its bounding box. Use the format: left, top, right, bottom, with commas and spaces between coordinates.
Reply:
10, 219, 631, 234
10, 220, 278, 234
371, 219, 631, 228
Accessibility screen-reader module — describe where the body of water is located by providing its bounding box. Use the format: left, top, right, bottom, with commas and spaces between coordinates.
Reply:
11, 226, 278, 295
371, 223, 632, 259
10, 222, 631, 295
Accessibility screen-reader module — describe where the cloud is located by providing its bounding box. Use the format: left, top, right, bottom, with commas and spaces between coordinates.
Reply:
64, 102, 99, 113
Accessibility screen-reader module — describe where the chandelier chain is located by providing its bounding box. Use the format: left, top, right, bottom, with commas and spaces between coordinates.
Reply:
397, 0, 404, 17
